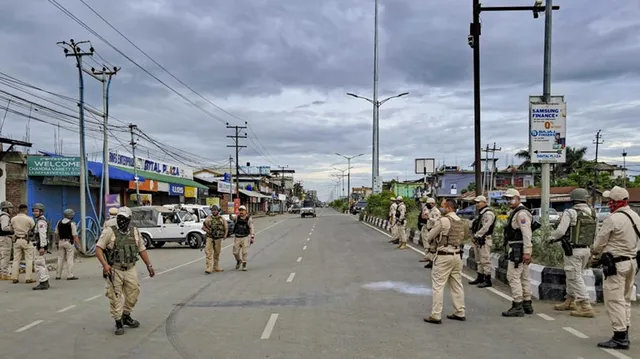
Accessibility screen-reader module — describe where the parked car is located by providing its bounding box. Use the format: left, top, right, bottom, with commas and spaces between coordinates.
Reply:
300, 200, 316, 218
289, 205, 301, 214
456, 205, 476, 220
163, 204, 236, 234
131, 206, 207, 249
531, 207, 560, 225
595, 206, 611, 222
351, 200, 367, 214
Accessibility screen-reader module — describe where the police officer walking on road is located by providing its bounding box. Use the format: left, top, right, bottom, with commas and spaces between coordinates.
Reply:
0, 201, 14, 280
31, 203, 51, 291
55, 209, 80, 281
388, 197, 399, 244
395, 196, 408, 249
202, 205, 228, 273
420, 197, 441, 268
501, 189, 534, 317
96, 206, 155, 336
10, 204, 35, 284
591, 186, 639, 350
423, 198, 466, 324
469, 196, 496, 288
548, 188, 596, 317
233, 205, 255, 271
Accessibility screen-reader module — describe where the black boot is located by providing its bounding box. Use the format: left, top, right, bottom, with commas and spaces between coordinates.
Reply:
598, 331, 629, 350
235, 260, 241, 270
522, 300, 534, 314
502, 301, 525, 317
114, 319, 124, 335
122, 313, 140, 328
477, 275, 492, 288
32, 280, 50, 290
424, 261, 433, 269
468, 273, 484, 285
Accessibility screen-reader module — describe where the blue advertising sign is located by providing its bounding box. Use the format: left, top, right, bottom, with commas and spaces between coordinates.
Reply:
169, 184, 185, 196
223, 173, 231, 182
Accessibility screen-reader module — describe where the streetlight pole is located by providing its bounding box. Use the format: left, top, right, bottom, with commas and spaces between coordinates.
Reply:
469, 0, 559, 200
346, 92, 409, 193
336, 152, 364, 206
622, 149, 628, 188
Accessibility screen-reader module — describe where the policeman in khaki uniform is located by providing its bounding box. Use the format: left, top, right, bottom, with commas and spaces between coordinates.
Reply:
501, 189, 534, 317
96, 207, 155, 335
31, 203, 51, 290
10, 204, 35, 284
54, 209, 79, 280
388, 197, 399, 244
420, 197, 441, 267
395, 196, 408, 249
591, 186, 639, 350
423, 198, 466, 324
232, 205, 255, 271
549, 188, 596, 317
0, 201, 14, 280
103, 207, 119, 229
202, 205, 228, 273
468, 196, 496, 288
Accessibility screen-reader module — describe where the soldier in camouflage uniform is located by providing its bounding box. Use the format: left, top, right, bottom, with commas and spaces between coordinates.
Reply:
549, 188, 597, 317
96, 207, 155, 335
202, 205, 228, 273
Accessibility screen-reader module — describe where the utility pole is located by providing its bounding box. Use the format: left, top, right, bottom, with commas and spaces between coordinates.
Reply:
592, 130, 603, 203
129, 124, 141, 204
226, 122, 247, 202
622, 149, 628, 188
57, 39, 94, 255
82, 65, 119, 222
469, 0, 560, 199
228, 156, 233, 214
481, 143, 502, 195
278, 165, 288, 213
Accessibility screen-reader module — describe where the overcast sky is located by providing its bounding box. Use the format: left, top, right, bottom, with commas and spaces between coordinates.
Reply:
1, 0, 639, 201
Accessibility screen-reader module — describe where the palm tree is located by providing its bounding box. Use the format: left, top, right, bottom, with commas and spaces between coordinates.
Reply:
556, 146, 588, 176
515, 149, 535, 170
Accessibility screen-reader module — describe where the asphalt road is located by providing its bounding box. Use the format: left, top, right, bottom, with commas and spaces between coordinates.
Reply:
0, 208, 637, 359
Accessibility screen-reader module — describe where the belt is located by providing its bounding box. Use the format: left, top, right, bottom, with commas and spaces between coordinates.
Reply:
572, 244, 589, 249
613, 256, 636, 264
113, 264, 134, 270
437, 251, 462, 255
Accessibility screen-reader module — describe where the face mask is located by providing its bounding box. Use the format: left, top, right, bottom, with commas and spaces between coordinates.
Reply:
439, 207, 446, 215
508, 199, 517, 205
426, 204, 433, 210
116, 216, 131, 231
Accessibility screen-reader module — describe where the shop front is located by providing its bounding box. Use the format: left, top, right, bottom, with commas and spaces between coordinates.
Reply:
108, 152, 207, 206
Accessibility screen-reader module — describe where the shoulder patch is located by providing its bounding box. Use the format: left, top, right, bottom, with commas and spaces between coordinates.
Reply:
520, 218, 527, 224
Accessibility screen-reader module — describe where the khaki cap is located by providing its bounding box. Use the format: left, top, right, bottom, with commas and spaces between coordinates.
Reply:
602, 190, 611, 199
503, 188, 520, 198
609, 186, 629, 201
474, 195, 487, 203
426, 198, 436, 204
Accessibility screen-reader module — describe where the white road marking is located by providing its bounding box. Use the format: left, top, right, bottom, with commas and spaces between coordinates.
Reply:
57, 305, 76, 313
309, 232, 312, 236
307, 237, 310, 241
84, 294, 102, 302
303, 246, 307, 250
537, 313, 555, 321
260, 313, 279, 339
600, 348, 632, 359
563, 327, 589, 339
362, 222, 519, 302
15, 320, 44, 333
286, 272, 296, 282
297, 257, 302, 263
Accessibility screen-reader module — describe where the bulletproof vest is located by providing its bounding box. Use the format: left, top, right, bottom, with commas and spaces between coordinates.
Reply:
234, 216, 251, 237
0, 212, 13, 236
568, 208, 597, 246
106, 226, 139, 267
472, 208, 495, 237
30, 217, 48, 246
503, 207, 529, 243
57, 220, 73, 240
443, 217, 465, 247
209, 216, 225, 239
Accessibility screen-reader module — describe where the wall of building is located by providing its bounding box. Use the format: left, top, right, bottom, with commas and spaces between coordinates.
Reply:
5, 153, 28, 206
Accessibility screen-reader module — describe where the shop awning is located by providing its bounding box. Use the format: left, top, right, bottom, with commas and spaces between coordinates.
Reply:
239, 189, 266, 198
115, 166, 208, 189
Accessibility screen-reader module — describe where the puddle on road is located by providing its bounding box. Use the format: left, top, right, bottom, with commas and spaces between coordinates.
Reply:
362, 281, 433, 296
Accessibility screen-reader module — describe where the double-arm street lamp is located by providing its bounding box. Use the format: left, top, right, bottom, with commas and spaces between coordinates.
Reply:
336, 152, 364, 204
346, 92, 409, 193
